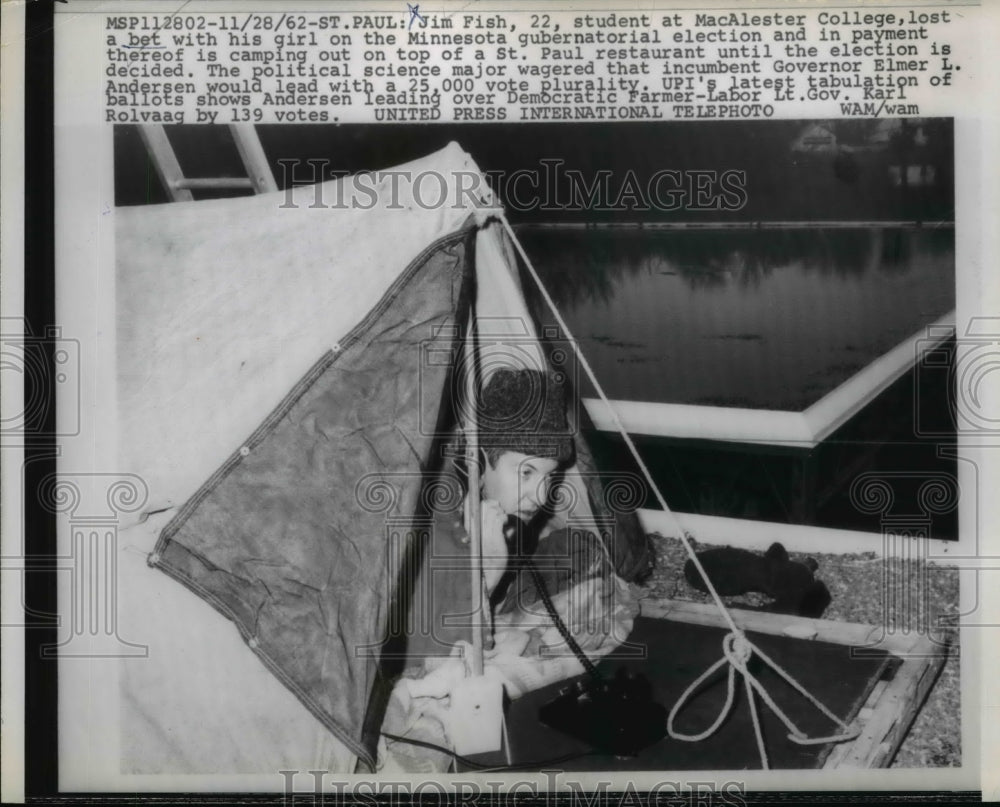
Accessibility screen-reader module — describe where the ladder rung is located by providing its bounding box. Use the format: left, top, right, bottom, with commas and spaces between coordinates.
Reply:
173, 177, 255, 190
139, 124, 278, 201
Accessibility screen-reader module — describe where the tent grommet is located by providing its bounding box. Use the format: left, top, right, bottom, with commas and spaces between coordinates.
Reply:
248, 636, 259, 650
239, 446, 250, 458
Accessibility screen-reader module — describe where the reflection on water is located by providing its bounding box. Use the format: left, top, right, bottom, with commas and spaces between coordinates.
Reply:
519, 227, 955, 410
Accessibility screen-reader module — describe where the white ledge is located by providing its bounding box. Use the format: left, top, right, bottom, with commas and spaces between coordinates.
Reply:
584, 311, 956, 450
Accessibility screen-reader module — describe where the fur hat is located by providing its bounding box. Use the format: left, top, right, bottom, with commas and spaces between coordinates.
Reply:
477, 368, 574, 464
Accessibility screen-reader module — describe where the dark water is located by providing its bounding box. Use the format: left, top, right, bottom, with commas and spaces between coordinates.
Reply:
519, 227, 955, 411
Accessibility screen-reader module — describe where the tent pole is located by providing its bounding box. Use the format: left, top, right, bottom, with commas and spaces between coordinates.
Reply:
463, 317, 485, 677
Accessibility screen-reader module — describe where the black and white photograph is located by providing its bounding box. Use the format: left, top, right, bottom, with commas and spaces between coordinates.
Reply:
107, 120, 960, 778
2, 0, 996, 802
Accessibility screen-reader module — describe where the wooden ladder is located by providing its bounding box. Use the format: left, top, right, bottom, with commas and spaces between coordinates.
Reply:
139, 124, 278, 201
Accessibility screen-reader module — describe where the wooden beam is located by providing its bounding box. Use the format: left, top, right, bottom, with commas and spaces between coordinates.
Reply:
824, 633, 949, 768
174, 178, 254, 191
640, 599, 886, 648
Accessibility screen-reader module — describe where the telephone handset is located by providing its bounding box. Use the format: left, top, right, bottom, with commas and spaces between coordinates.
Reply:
509, 520, 667, 757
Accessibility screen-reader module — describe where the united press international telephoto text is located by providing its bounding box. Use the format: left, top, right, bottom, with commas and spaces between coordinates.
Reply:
104, 8, 962, 124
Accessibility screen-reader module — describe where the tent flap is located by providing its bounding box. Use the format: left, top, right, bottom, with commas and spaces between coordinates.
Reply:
154, 228, 475, 768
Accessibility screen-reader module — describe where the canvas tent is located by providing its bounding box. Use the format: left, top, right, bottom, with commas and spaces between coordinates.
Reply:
115, 143, 650, 774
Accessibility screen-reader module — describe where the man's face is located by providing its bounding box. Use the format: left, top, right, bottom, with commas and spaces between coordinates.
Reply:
481, 451, 560, 521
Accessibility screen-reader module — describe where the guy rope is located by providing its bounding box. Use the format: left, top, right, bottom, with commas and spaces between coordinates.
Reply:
494, 212, 861, 770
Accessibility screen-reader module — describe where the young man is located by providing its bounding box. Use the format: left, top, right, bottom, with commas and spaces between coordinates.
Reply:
404, 366, 633, 663
381, 368, 637, 770
474, 367, 575, 598
401, 366, 576, 659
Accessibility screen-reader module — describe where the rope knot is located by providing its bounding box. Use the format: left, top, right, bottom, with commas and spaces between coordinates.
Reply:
723, 632, 753, 667
472, 205, 503, 228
